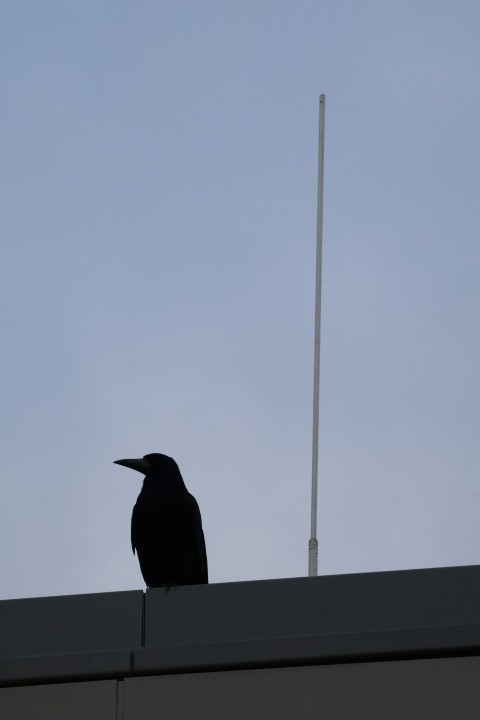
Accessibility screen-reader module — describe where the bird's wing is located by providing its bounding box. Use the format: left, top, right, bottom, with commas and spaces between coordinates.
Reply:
187, 494, 208, 583
199, 525, 208, 583
131, 502, 139, 555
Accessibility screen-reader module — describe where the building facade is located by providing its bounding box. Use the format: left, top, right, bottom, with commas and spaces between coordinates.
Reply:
1, 565, 480, 718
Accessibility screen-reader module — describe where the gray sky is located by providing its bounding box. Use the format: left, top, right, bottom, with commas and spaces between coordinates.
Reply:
1, 1, 479, 600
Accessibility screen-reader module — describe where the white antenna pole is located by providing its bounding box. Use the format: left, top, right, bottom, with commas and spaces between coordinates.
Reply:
309, 94, 326, 577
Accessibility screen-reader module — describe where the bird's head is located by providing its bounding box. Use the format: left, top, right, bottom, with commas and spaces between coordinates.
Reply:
114, 453, 180, 479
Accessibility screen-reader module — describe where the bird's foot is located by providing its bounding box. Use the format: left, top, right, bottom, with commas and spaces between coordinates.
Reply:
149, 582, 177, 592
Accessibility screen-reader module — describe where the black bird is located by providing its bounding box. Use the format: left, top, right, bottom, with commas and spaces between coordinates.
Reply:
113, 453, 208, 587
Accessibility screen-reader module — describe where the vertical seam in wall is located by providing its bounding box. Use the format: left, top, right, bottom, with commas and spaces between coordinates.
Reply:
142, 590, 146, 647
116, 679, 124, 720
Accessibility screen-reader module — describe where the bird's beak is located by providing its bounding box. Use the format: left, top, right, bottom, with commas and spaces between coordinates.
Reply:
113, 458, 151, 475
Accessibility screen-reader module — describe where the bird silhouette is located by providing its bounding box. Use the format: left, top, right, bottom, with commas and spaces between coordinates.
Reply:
114, 453, 208, 587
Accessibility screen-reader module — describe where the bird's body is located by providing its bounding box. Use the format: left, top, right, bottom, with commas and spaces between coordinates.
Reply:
114, 453, 208, 587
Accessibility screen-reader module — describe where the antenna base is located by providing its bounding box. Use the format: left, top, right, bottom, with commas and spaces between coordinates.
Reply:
308, 538, 318, 577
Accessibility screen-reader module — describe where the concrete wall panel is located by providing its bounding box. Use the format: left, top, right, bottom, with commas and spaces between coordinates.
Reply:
124, 657, 480, 720
0, 679, 117, 720
0, 591, 143, 658
145, 566, 480, 648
